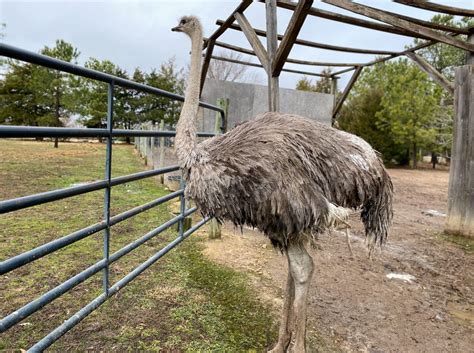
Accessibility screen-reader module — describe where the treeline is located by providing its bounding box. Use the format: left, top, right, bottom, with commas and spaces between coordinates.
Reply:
297, 15, 472, 167
0, 39, 185, 145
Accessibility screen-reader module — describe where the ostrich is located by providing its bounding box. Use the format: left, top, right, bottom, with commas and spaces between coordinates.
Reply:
171, 16, 393, 353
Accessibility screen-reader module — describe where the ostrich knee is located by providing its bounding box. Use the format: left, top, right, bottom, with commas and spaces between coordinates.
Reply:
287, 243, 314, 352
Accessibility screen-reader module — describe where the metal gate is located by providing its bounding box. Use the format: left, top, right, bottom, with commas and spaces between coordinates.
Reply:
0, 43, 225, 351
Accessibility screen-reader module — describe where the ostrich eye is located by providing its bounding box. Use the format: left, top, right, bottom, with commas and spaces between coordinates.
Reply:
180, 19, 186, 25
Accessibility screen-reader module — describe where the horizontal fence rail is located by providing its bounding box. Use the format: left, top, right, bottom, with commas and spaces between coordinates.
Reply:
0, 125, 218, 138
0, 43, 226, 351
0, 165, 181, 214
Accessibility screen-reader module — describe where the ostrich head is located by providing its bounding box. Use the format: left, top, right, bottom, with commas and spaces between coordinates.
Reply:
171, 16, 202, 37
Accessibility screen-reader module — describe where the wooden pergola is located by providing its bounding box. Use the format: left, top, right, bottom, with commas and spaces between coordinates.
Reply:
199, 0, 474, 237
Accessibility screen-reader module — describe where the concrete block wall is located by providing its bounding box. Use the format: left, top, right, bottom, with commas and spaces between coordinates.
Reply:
199, 79, 334, 132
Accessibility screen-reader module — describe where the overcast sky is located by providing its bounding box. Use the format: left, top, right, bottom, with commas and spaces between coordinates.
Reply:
1, 0, 472, 90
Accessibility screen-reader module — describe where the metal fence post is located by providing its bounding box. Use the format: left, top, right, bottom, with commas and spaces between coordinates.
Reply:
102, 81, 114, 296
159, 120, 165, 184
178, 177, 191, 236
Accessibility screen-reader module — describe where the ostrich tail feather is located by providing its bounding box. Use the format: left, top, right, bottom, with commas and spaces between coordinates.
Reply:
361, 169, 394, 250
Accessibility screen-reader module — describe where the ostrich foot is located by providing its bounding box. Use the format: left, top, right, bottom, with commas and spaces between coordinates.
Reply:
288, 339, 305, 353
267, 341, 288, 353
267, 329, 291, 352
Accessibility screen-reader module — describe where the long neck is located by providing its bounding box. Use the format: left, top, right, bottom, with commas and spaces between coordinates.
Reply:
175, 29, 203, 170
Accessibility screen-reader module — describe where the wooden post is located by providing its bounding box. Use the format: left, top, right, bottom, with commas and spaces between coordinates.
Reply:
446, 65, 474, 237
266, 0, 279, 112
158, 119, 165, 184
331, 76, 338, 112
446, 30, 474, 237
332, 66, 363, 123
215, 98, 229, 132
209, 98, 229, 239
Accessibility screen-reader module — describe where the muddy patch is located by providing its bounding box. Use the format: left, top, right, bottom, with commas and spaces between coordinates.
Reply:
202, 169, 473, 353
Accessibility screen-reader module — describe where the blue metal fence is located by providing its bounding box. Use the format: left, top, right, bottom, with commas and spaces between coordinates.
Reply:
0, 43, 225, 351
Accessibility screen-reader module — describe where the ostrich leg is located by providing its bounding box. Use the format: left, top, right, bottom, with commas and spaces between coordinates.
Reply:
268, 257, 295, 353
286, 242, 314, 352
346, 228, 354, 256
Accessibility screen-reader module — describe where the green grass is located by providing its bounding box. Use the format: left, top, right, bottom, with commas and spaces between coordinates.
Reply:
0, 140, 276, 352
438, 232, 474, 253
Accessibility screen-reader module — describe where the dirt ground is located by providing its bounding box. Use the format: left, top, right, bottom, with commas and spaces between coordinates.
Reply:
203, 168, 474, 353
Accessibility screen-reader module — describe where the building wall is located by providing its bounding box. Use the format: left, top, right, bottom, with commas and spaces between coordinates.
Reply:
199, 79, 334, 132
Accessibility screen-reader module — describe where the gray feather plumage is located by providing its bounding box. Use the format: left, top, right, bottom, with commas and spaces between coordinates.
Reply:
183, 112, 393, 250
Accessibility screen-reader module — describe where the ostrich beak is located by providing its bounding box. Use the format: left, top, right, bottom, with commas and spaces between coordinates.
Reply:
171, 25, 182, 32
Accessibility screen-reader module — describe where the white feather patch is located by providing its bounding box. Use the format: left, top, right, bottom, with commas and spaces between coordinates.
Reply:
386, 273, 416, 283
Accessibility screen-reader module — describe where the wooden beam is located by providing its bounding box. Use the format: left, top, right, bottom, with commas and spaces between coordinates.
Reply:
203, 0, 253, 50
362, 29, 465, 70
384, 8, 471, 35
394, 0, 474, 17
272, 0, 313, 76
331, 67, 356, 76
322, 0, 474, 52
467, 27, 474, 65
200, 39, 215, 95
214, 20, 462, 74
216, 20, 399, 55
332, 66, 363, 121
217, 18, 465, 71
234, 12, 270, 73
210, 55, 262, 69
362, 31, 462, 69
283, 57, 362, 67
265, 0, 280, 111
209, 55, 329, 77
263, 0, 433, 39
282, 67, 330, 77
406, 52, 454, 94
270, 0, 470, 36
206, 39, 253, 55
210, 40, 364, 67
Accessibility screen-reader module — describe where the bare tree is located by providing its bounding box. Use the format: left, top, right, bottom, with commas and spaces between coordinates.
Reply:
207, 50, 262, 83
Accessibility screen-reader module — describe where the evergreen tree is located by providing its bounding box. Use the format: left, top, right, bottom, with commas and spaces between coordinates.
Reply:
140, 58, 185, 126
339, 59, 441, 167
38, 40, 80, 147
295, 68, 332, 94
77, 58, 134, 134
375, 60, 440, 168
410, 15, 472, 166
0, 39, 79, 147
